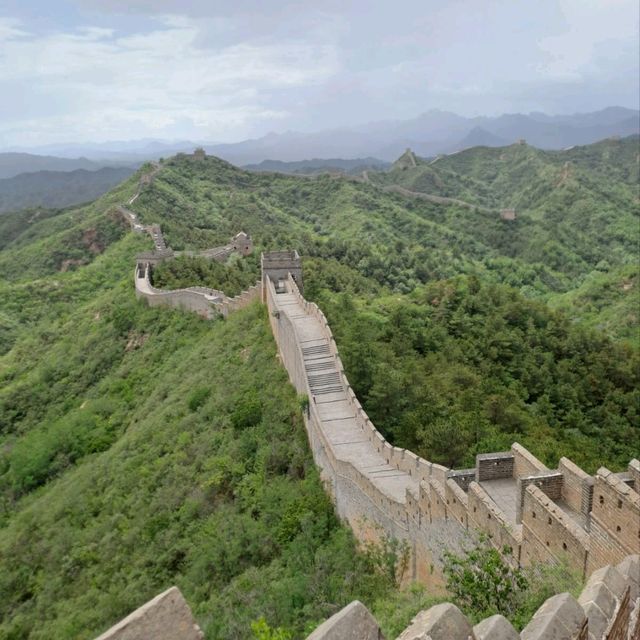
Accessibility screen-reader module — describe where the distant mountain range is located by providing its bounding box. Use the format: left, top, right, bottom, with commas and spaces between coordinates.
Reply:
0, 167, 135, 214
242, 157, 390, 174
206, 106, 639, 163
2, 106, 638, 170
0, 152, 136, 180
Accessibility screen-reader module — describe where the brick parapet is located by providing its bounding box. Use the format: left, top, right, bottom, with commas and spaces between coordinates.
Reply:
588, 468, 640, 574
467, 481, 522, 560
521, 485, 589, 575
516, 471, 564, 524
512, 443, 548, 478
448, 468, 476, 492
476, 452, 514, 481
559, 457, 594, 524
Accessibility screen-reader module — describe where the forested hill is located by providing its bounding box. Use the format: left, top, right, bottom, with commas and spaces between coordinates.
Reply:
0, 166, 136, 214
365, 135, 639, 339
0, 138, 637, 638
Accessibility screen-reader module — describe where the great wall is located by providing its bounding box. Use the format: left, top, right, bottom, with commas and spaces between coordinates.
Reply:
98, 153, 640, 639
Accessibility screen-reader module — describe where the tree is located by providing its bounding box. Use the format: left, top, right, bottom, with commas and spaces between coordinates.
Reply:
442, 536, 527, 620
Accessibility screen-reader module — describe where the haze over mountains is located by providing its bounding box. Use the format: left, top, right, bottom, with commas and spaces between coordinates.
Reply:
0, 167, 135, 214
0, 153, 134, 180
5, 107, 638, 167
0, 106, 635, 215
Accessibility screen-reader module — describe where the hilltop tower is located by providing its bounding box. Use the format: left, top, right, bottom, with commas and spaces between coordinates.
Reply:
232, 231, 253, 256
261, 250, 303, 299
393, 148, 418, 170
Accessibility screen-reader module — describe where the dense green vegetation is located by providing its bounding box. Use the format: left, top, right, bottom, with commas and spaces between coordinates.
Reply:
152, 254, 260, 298
368, 137, 639, 339
0, 167, 135, 214
0, 137, 637, 638
311, 275, 638, 472
442, 536, 582, 630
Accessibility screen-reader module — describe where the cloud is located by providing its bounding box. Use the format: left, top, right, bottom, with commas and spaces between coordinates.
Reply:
0, 14, 340, 145
0, 0, 637, 147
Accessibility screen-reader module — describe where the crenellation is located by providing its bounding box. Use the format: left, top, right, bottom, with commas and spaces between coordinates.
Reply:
516, 471, 564, 524
447, 468, 476, 492
476, 451, 514, 481
445, 479, 469, 529
512, 443, 548, 478
558, 457, 595, 529
521, 485, 589, 574
429, 479, 448, 522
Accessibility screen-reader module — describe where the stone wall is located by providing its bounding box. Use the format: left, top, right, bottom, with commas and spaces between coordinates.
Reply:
559, 457, 594, 522
521, 485, 589, 573
263, 271, 639, 585
123, 161, 638, 614
135, 263, 262, 319
476, 452, 514, 481
588, 468, 640, 574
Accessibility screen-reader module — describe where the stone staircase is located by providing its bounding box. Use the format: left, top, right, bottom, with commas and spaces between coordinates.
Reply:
271, 289, 420, 505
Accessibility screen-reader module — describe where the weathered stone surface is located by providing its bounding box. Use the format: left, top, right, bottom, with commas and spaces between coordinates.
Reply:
616, 554, 639, 599
396, 603, 474, 640
581, 600, 614, 640
473, 614, 518, 640
520, 592, 586, 640
579, 581, 617, 617
586, 564, 628, 599
93, 586, 204, 640
305, 601, 383, 640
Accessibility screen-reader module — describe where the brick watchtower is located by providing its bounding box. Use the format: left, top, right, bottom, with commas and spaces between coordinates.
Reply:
261, 250, 303, 300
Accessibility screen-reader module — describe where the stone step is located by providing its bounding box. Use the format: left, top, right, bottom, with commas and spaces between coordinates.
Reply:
311, 385, 345, 395
302, 344, 330, 356
305, 360, 335, 372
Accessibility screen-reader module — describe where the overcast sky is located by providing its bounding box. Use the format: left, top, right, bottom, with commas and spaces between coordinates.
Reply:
1, 0, 638, 147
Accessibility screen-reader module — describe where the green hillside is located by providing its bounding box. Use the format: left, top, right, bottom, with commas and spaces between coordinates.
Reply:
366, 137, 639, 339
0, 140, 638, 638
0, 185, 431, 639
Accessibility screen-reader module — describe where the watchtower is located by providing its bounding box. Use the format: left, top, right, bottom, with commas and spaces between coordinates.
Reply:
261, 250, 303, 299
232, 231, 253, 256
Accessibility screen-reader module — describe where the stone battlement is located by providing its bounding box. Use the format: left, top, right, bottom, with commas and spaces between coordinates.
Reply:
97, 554, 640, 639
306, 553, 640, 639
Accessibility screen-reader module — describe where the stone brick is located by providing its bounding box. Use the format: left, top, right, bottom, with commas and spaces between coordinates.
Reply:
512, 443, 548, 478
616, 554, 639, 600
305, 601, 383, 640
578, 582, 617, 639
475, 452, 514, 481
93, 587, 204, 640
520, 592, 586, 640
587, 564, 628, 598
472, 614, 518, 640
396, 603, 474, 640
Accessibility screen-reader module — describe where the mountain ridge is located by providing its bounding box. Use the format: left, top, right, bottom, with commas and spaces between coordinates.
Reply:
5, 107, 637, 165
